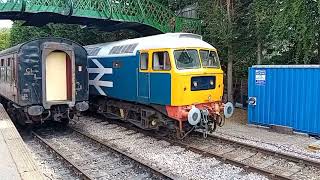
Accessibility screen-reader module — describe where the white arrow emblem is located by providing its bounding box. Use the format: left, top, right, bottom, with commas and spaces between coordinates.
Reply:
88, 59, 113, 96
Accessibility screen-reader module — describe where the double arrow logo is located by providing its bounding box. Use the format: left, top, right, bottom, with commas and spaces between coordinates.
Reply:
87, 59, 113, 96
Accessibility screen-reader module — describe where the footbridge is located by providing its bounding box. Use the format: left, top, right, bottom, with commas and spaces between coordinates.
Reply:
0, 0, 200, 35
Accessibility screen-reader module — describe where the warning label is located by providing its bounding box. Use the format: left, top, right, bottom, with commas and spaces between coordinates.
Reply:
255, 70, 266, 85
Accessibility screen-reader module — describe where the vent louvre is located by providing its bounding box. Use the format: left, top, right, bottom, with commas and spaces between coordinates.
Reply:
109, 43, 138, 55
179, 34, 202, 40
86, 47, 101, 56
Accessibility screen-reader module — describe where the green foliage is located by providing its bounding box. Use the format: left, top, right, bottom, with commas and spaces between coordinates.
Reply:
5, 0, 320, 79
198, 0, 320, 78
0, 28, 10, 51
269, 0, 320, 64
199, 0, 256, 78
10, 21, 139, 46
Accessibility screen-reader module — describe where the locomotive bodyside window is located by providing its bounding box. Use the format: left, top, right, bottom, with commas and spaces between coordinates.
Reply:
152, 52, 171, 71
140, 53, 148, 70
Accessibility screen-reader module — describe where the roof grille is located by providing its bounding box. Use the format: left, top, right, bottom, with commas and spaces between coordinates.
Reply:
179, 34, 202, 40
109, 43, 138, 55
86, 47, 101, 56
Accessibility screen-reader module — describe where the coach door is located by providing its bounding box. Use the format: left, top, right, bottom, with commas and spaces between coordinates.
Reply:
45, 51, 72, 102
137, 52, 150, 103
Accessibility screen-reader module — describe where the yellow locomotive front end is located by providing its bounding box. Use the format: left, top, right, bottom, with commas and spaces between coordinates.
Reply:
165, 48, 234, 138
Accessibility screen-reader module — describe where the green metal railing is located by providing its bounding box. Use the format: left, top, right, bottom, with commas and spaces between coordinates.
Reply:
0, 0, 201, 34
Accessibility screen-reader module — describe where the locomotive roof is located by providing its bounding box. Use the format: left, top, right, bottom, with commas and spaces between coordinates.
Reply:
85, 33, 215, 57
0, 37, 84, 56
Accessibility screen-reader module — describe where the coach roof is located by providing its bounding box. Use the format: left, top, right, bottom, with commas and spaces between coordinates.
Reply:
0, 37, 85, 57
85, 33, 215, 57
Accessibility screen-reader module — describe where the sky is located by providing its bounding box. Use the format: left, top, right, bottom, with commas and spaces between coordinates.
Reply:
0, 20, 13, 28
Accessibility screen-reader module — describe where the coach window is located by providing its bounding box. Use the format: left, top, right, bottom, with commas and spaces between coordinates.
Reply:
6, 58, 11, 82
140, 53, 148, 70
12, 58, 15, 80
153, 52, 171, 71
7, 58, 10, 67
0, 59, 4, 82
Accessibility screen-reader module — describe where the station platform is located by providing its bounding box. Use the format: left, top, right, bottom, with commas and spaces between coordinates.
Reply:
211, 108, 320, 162
0, 104, 43, 180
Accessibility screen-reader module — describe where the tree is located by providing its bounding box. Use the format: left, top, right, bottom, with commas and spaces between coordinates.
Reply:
9, 21, 139, 46
0, 28, 10, 51
268, 0, 319, 64
252, 0, 274, 64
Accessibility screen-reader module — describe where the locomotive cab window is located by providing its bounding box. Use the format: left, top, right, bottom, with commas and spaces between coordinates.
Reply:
153, 51, 171, 71
174, 49, 200, 69
140, 53, 148, 70
200, 50, 220, 68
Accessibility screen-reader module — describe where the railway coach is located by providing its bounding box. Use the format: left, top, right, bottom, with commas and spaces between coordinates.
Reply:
0, 38, 89, 126
86, 33, 233, 138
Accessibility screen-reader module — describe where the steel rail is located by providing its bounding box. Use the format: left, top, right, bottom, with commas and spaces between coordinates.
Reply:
206, 132, 320, 169
83, 115, 320, 180
162, 136, 290, 180
86, 116, 300, 180
32, 131, 94, 180
71, 127, 177, 180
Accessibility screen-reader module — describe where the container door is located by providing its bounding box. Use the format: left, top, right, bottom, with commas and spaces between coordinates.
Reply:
137, 52, 150, 103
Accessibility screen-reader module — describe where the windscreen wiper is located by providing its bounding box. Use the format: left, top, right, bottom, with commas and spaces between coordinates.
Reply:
184, 48, 193, 62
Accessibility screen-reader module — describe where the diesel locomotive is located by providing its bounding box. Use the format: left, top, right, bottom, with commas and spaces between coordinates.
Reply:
0, 38, 89, 126
86, 33, 233, 138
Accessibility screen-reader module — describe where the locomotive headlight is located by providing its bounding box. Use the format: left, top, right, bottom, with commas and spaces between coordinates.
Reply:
193, 81, 198, 87
210, 80, 214, 86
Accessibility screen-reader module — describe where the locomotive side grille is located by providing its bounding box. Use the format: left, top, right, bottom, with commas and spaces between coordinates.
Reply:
109, 43, 138, 55
191, 76, 216, 91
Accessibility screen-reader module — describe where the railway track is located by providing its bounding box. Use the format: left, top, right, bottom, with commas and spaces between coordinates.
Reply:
171, 132, 320, 180
75, 116, 320, 180
25, 138, 83, 180
32, 127, 174, 180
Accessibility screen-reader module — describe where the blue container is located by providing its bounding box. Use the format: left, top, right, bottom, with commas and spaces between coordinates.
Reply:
248, 65, 320, 135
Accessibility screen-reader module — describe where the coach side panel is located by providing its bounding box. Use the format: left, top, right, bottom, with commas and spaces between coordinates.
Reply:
0, 54, 18, 103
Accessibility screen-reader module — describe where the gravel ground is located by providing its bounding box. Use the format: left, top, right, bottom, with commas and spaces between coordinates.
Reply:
72, 117, 268, 180
39, 129, 163, 180
212, 109, 320, 161
25, 138, 80, 180
181, 133, 320, 180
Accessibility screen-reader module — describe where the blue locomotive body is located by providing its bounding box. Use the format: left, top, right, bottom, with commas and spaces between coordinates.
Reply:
88, 52, 171, 105
86, 33, 233, 138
